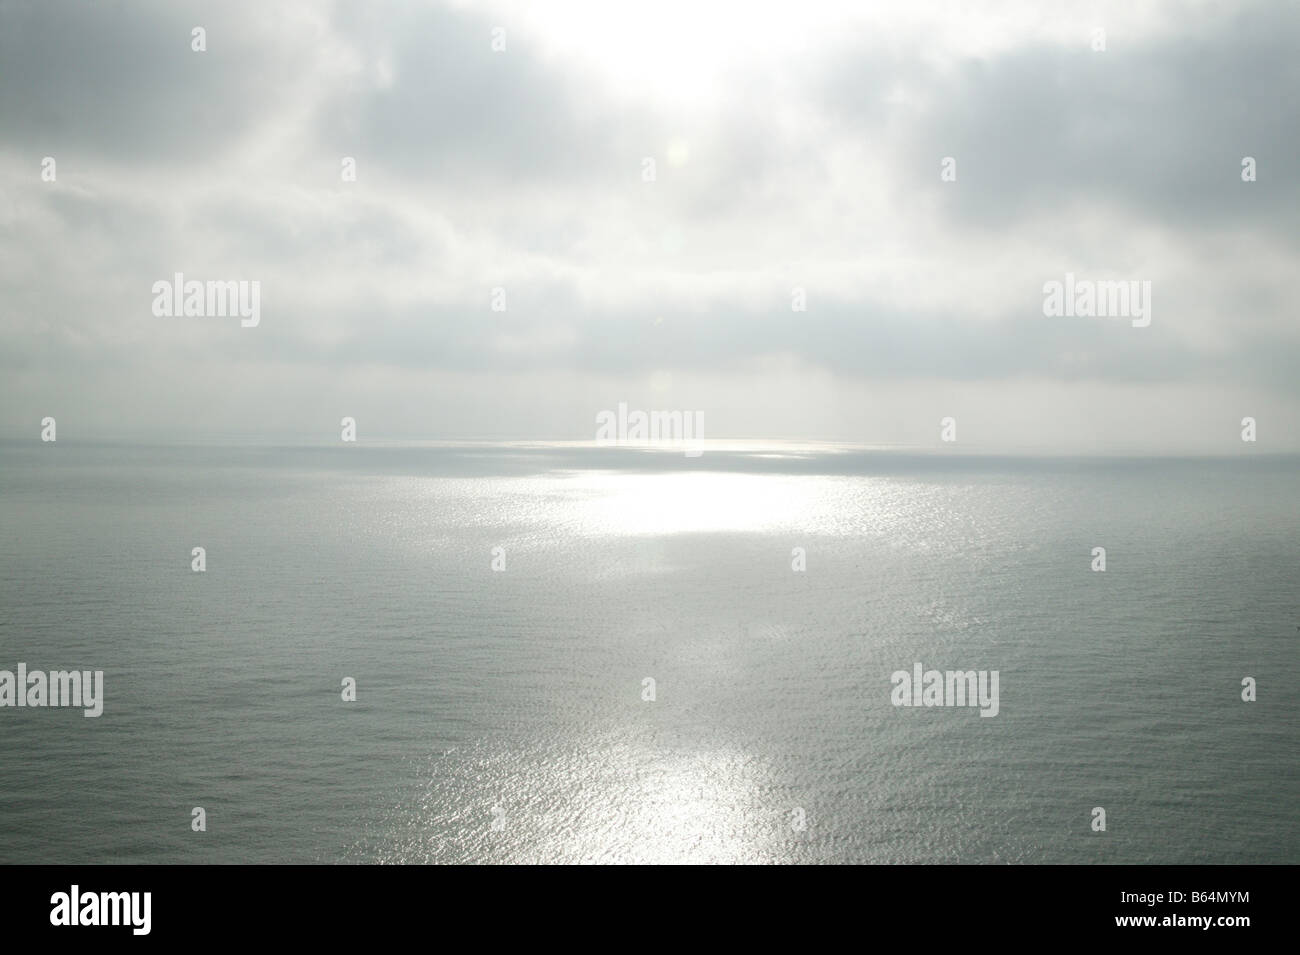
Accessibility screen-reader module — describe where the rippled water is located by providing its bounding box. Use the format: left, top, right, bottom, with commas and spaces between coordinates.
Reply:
0, 443, 1295, 863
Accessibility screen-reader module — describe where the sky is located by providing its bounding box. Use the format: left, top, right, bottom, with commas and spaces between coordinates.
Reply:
1, 0, 1297, 452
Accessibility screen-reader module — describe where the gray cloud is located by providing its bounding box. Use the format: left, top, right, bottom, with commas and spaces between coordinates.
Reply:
1, 0, 1297, 449
840, 8, 1300, 237
0, 0, 315, 162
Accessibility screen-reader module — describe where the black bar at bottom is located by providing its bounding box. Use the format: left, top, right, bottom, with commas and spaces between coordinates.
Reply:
1, 864, 1283, 941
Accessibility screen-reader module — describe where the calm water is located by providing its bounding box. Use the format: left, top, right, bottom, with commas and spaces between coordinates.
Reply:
0, 442, 1296, 864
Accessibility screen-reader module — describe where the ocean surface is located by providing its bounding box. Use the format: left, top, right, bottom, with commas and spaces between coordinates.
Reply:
0, 442, 1296, 864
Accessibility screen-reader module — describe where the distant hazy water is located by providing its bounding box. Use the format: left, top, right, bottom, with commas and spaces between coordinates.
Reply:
0, 442, 1295, 864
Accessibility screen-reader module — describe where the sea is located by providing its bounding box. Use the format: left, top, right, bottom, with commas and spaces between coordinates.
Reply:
0, 441, 1295, 864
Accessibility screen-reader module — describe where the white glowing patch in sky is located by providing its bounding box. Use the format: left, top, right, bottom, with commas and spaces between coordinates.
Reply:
458, 0, 1181, 105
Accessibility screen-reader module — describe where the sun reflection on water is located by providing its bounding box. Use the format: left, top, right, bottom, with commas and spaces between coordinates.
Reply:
375, 737, 790, 865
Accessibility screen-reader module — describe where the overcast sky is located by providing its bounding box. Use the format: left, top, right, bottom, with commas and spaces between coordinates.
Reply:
1, 0, 1296, 452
